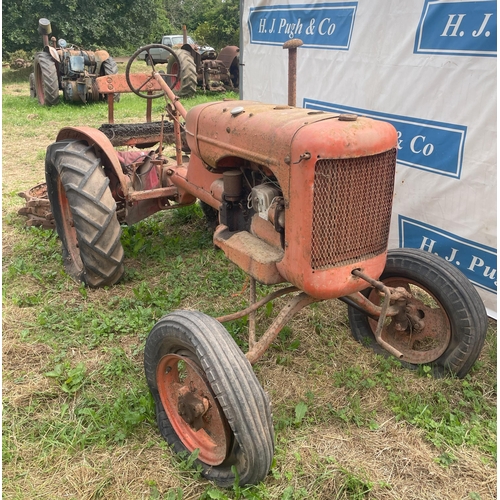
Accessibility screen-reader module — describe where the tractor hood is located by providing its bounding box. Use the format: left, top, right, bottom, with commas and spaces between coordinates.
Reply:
184, 100, 397, 177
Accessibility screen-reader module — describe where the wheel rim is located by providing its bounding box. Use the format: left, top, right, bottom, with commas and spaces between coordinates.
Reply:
35, 64, 45, 104
156, 353, 230, 465
169, 61, 181, 91
367, 278, 452, 363
56, 176, 84, 272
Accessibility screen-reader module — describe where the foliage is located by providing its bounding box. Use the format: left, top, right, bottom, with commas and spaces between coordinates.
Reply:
2, 0, 240, 58
2, 0, 171, 56
192, 0, 240, 49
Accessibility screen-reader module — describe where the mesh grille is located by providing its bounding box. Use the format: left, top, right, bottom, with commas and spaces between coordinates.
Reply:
310, 149, 397, 269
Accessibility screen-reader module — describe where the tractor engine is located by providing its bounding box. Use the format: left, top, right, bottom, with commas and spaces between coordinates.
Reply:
185, 100, 398, 300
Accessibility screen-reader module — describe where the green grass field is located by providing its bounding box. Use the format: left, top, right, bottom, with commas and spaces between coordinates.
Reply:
2, 62, 497, 500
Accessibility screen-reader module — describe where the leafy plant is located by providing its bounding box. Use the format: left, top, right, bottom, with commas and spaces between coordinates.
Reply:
45, 362, 86, 394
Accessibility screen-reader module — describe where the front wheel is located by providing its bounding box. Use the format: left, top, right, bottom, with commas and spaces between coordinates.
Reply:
144, 310, 274, 487
45, 140, 124, 287
348, 248, 487, 378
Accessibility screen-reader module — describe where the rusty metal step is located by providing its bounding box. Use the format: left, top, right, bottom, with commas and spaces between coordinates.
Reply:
214, 226, 285, 285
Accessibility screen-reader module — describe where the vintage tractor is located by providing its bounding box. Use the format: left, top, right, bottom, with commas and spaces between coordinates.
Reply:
42, 42, 487, 487
30, 18, 119, 105
167, 42, 239, 95
137, 31, 239, 96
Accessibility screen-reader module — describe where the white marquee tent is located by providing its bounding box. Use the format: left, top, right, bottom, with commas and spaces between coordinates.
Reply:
240, 0, 497, 315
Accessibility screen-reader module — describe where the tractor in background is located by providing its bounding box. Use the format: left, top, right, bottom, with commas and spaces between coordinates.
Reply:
137, 28, 239, 96
30, 18, 119, 105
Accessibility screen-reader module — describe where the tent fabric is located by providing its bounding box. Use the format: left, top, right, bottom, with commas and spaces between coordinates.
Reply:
242, 0, 497, 316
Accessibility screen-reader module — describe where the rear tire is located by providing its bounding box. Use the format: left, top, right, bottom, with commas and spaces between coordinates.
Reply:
167, 49, 197, 97
229, 55, 239, 89
144, 310, 274, 487
45, 140, 124, 287
29, 72, 37, 98
199, 200, 219, 232
34, 52, 59, 106
100, 57, 120, 102
348, 249, 488, 378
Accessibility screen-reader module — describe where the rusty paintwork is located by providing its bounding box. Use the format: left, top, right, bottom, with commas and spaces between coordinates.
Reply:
366, 277, 452, 363
95, 73, 163, 124
55, 125, 187, 225
245, 292, 320, 364
56, 126, 130, 194
184, 100, 397, 299
214, 225, 285, 285
95, 73, 164, 95
156, 354, 230, 465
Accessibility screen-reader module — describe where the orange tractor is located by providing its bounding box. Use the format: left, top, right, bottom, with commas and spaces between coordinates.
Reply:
43, 42, 487, 486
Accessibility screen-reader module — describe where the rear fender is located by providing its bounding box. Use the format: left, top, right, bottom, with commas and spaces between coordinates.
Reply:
217, 46, 239, 69
44, 45, 60, 63
94, 50, 110, 63
56, 126, 130, 199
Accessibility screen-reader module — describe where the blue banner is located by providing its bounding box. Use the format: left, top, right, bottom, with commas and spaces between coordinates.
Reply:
248, 2, 357, 49
399, 216, 497, 293
414, 0, 497, 57
303, 100, 467, 179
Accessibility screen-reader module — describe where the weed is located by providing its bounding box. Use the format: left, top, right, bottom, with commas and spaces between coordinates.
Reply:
45, 362, 87, 394
294, 401, 308, 426
335, 465, 374, 499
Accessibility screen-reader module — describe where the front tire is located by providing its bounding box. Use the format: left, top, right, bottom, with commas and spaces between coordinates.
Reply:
348, 249, 487, 378
45, 140, 124, 287
144, 310, 274, 487
34, 52, 59, 106
167, 49, 197, 97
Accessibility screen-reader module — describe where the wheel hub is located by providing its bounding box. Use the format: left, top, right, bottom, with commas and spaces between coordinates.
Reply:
369, 279, 452, 364
177, 385, 210, 431
156, 353, 230, 465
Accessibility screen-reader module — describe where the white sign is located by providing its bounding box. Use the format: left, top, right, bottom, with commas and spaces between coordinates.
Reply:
242, 0, 497, 316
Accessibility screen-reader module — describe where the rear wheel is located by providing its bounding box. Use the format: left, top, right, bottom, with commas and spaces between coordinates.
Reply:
348, 249, 487, 378
144, 310, 274, 487
34, 52, 59, 105
45, 140, 124, 287
29, 72, 37, 98
167, 49, 197, 97
199, 200, 219, 232
229, 55, 239, 88
100, 57, 120, 102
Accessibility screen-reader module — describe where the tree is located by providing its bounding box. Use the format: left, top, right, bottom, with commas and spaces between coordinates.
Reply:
2, 0, 173, 57
1, 0, 240, 59
163, 0, 240, 49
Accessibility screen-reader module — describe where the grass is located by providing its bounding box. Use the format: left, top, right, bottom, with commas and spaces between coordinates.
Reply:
2, 63, 497, 499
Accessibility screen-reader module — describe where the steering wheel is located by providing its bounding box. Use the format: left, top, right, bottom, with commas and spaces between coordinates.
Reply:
126, 44, 181, 99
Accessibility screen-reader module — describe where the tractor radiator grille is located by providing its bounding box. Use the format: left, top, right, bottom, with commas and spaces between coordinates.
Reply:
310, 149, 397, 269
